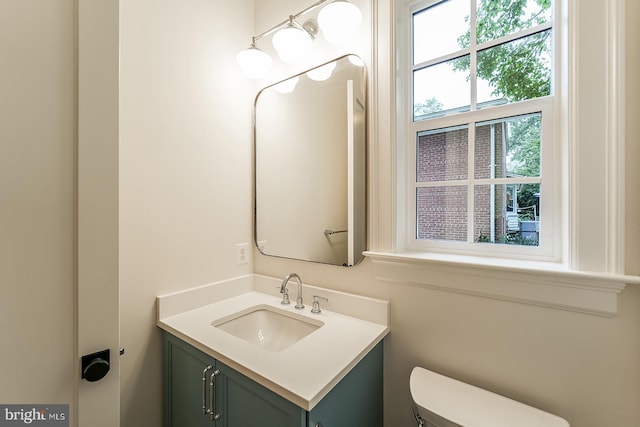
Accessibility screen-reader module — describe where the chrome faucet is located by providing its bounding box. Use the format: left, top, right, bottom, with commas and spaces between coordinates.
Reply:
280, 273, 304, 309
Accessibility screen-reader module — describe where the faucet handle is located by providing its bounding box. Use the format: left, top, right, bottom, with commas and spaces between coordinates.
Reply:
311, 295, 329, 314
278, 286, 291, 305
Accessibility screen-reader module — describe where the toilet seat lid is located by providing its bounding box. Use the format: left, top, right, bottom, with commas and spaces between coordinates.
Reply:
410, 367, 569, 427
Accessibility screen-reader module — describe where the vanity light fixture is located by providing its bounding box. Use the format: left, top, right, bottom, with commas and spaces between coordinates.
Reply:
317, 0, 363, 45
236, 41, 273, 80
236, 0, 362, 79
272, 17, 316, 65
306, 61, 336, 81
272, 76, 300, 94
348, 55, 365, 67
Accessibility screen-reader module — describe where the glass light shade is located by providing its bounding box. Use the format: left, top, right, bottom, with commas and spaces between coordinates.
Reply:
348, 55, 364, 67
236, 46, 273, 79
272, 25, 313, 64
306, 62, 337, 81
273, 76, 299, 94
318, 1, 363, 45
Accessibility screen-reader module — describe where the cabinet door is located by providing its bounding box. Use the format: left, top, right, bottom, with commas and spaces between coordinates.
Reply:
308, 342, 383, 427
165, 334, 220, 427
217, 361, 306, 427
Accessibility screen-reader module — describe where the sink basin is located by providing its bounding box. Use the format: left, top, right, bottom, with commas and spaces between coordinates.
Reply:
212, 305, 323, 352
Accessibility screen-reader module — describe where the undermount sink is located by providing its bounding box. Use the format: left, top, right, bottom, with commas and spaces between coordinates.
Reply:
212, 305, 323, 352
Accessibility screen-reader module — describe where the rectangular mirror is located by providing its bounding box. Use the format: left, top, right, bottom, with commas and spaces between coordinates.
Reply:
254, 55, 366, 266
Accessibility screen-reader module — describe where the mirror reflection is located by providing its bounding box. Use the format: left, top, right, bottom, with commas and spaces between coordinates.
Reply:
254, 54, 366, 266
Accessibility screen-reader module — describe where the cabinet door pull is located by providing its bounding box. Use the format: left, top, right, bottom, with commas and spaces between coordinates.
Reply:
209, 369, 221, 421
202, 365, 213, 415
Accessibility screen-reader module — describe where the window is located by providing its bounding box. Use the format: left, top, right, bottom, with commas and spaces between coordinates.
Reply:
365, 0, 634, 315
406, 0, 557, 260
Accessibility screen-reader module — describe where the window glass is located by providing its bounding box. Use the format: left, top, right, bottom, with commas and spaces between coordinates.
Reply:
414, 56, 470, 121
477, 31, 552, 106
475, 0, 552, 45
474, 113, 542, 179
417, 126, 469, 182
474, 184, 540, 246
417, 186, 468, 241
413, 0, 470, 64
408, 0, 553, 254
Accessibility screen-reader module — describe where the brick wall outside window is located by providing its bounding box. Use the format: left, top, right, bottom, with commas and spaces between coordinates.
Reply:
417, 125, 508, 242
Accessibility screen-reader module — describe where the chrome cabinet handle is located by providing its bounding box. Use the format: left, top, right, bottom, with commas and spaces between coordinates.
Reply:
209, 369, 221, 421
201, 365, 212, 415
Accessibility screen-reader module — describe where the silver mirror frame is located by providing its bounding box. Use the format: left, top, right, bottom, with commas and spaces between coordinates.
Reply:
253, 54, 367, 266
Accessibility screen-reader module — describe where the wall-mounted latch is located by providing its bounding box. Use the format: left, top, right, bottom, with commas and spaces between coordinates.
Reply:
81, 349, 110, 382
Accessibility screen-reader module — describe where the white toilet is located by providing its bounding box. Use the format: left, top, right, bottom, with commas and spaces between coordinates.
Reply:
410, 367, 570, 427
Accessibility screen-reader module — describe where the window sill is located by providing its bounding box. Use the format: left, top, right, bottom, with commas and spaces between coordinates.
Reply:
363, 251, 640, 316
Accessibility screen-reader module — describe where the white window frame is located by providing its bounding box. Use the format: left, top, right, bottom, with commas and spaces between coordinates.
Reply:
364, 0, 640, 316
405, 0, 559, 261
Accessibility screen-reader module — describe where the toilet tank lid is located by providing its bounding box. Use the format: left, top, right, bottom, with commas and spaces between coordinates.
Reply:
410, 367, 570, 427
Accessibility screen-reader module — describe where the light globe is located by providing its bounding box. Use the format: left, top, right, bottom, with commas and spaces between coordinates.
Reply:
318, 1, 362, 46
236, 45, 272, 79
272, 25, 313, 64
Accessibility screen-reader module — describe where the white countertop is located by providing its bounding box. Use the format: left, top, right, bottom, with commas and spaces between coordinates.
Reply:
157, 274, 390, 411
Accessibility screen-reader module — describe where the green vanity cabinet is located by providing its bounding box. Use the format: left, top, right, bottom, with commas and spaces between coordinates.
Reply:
164, 333, 221, 427
164, 332, 383, 427
164, 333, 305, 427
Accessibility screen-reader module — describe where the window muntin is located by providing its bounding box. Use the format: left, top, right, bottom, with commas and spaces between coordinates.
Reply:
407, 0, 554, 256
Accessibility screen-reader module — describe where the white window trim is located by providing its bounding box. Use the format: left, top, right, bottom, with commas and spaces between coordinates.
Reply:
366, 0, 640, 316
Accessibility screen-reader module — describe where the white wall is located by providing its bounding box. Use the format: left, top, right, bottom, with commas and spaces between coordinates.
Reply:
0, 0, 75, 411
118, 0, 255, 425
254, 1, 640, 427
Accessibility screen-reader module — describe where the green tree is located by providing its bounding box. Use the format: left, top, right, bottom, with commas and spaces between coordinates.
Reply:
509, 115, 541, 176
508, 115, 541, 216
414, 97, 443, 117
454, 0, 552, 103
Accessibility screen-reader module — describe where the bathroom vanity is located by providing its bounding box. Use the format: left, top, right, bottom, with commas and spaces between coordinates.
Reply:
157, 274, 389, 427
164, 332, 382, 427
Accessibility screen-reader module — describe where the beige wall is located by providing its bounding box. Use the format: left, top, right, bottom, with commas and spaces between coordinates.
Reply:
0, 0, 75, 410
118, 0, 255, 425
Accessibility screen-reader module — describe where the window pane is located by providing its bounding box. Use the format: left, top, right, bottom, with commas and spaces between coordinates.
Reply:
417, 186, 468, 241
417, 126, 468, 182
414, 56, 470, 121
476, 0, 552, 45
477, 30, 552, 106
474, 113, 542, 179
474, 184, 540, 246
413, 0, 470, 64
